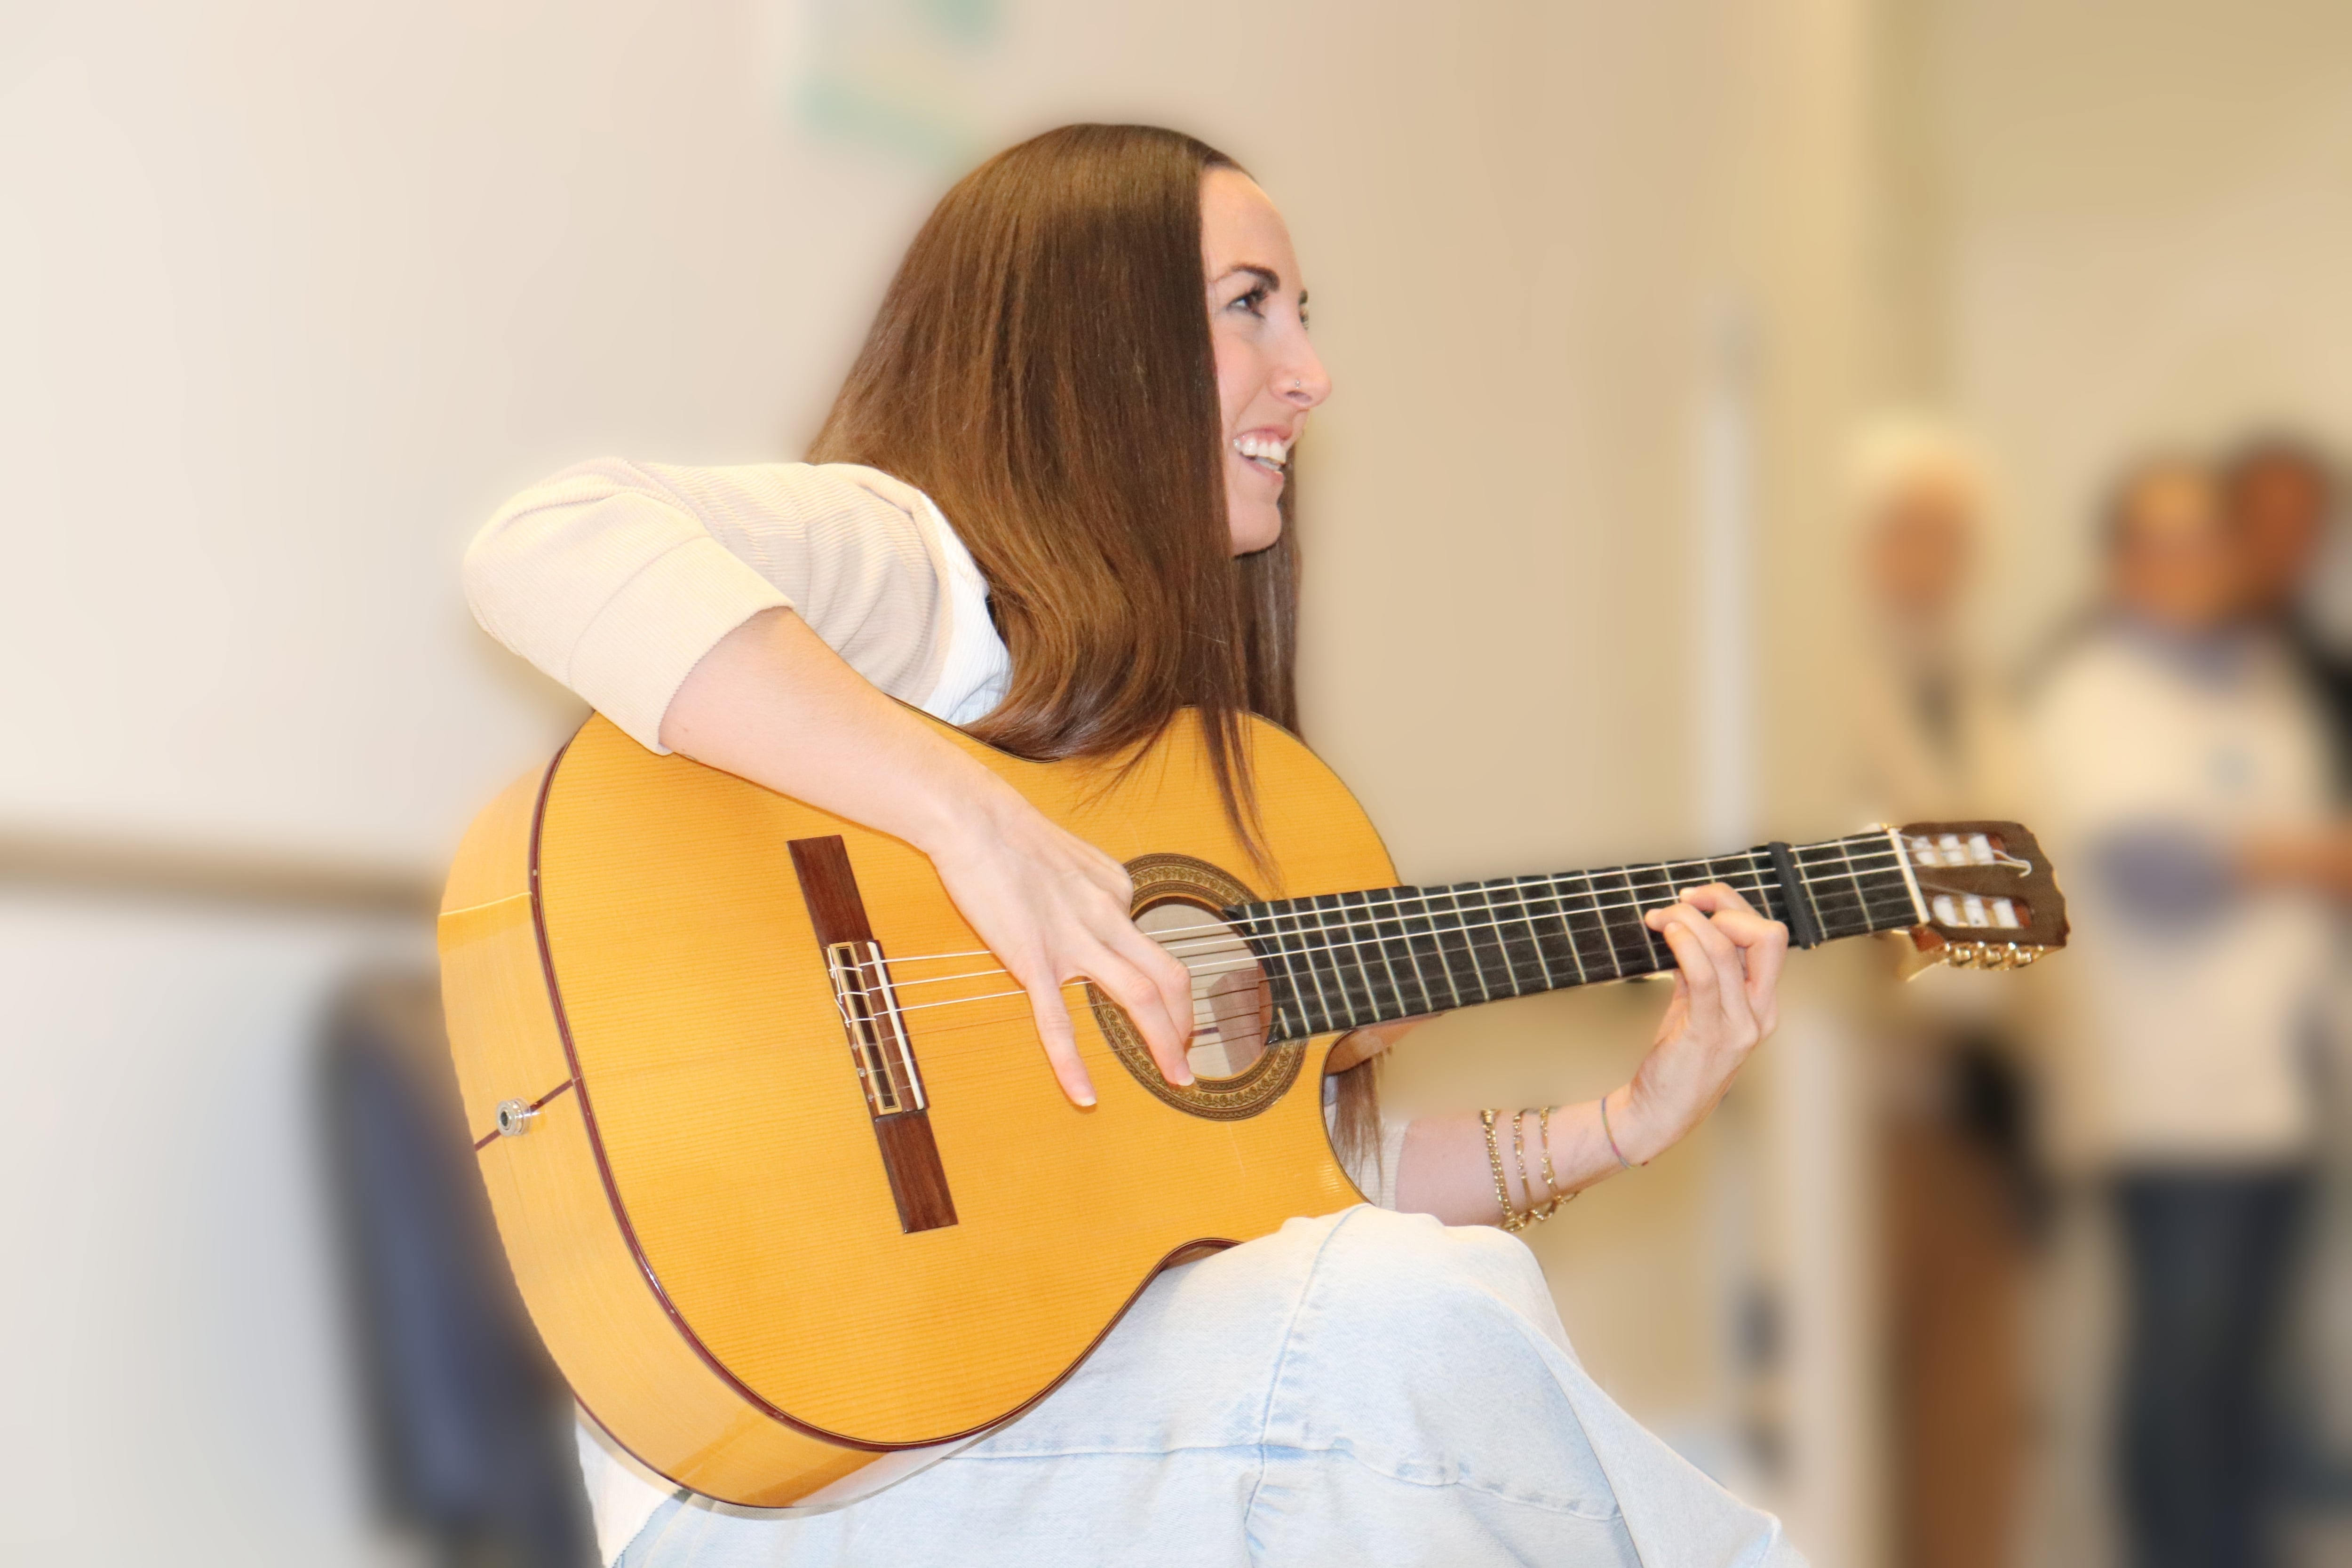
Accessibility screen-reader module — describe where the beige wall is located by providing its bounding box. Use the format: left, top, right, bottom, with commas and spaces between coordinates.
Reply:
1909, 0, 2352, 655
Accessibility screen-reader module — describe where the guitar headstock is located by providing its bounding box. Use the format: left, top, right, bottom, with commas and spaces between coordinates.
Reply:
1891, 820, 2070, 971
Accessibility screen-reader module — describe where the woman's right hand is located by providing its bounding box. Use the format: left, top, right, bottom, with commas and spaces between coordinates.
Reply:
660, 608, 1197, 1109
922, 780, 1199, 1106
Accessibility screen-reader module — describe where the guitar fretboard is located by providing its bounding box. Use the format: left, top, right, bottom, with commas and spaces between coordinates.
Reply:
1226, 832, 1921, 1042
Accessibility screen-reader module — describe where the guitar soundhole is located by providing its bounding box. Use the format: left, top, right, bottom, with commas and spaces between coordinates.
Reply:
1088, 852, 1304, 1121
1136, 902, 1272, 1081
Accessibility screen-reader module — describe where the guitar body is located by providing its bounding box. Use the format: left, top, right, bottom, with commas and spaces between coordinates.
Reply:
437, 710, 1394, 1505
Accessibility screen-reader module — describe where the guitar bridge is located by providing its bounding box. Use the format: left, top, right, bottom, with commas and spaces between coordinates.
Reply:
790, 834, 956, 1233
826, 940, 927, 1118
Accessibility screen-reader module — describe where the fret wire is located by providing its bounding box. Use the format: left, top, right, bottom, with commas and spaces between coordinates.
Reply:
1502, 877, 1557, 992
1403, 885, 1464, 1011
1400, 884, 1449, 1008
1795, 839, 1883, 937
1374, 888, 1402, 1011
1305, 893, 1361, 1030
1582, 865, 1638, 977
1454, 883, 1501, 1001
1295, 893, 1344, 1031
1369, 888, 1412, 1011
1507, 878, 1554, 992
1473, 882, 1528, 997
1613, 865, 1666, 973
1350, 888, 1393, 1018
1559, 868, 1624, 982
1470, 880, 1534, 998
1332, 891, 1395, 1027
1635, 863, 1677, 971
1518, 872, 1575, 989
1579, 865, 1633, 976
1279, 973, 1317, 1048
1504, 879, 1550, 991
1273, 896, 1339, 1035
1411, 885, 1468, 1006
1375, 885, 1437, 1016
1714, 854, 1780, 923
1345, 888, 1392, 1025
1442, 885, 1499, 1004
1534, 869, 1590, 982
1795, 837, 1920, 937
1328, 890, 1393, 1027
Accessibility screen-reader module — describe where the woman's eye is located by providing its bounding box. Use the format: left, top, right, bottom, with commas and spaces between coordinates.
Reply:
1232, 286, 1269, 316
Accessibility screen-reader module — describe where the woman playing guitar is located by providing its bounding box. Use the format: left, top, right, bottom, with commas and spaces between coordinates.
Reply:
467, 124, 1798, 1568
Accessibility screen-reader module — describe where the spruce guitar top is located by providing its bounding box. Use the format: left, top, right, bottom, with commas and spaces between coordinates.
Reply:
437, 710, 2067, 1506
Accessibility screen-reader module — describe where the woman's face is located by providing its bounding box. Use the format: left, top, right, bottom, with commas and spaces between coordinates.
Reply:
1201, 168, 1330, 555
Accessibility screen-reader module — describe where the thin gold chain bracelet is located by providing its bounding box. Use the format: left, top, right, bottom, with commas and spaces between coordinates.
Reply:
1516, 1107, 1567, 1222
1536, 1105, 1566, 1208
1479, 1109, 1528, 1232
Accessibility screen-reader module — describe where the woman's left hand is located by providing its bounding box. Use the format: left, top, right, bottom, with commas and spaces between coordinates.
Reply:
1609, 883, 1789, 1164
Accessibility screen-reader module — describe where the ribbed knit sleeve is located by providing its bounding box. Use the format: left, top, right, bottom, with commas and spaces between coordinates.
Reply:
463, 459, 966, 751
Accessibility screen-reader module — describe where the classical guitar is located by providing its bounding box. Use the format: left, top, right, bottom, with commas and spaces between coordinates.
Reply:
437, 710, 2066, 1507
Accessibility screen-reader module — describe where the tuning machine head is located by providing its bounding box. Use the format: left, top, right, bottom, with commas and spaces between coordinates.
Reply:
1889, 819, 2070, 974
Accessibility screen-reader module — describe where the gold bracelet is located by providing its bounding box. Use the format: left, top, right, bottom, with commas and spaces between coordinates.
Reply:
1479, 1109, 1528, 1232
1518, 1106, 1567, 1221
1536, 1105, 1566, 1210
1513, 1111, 1560, 1224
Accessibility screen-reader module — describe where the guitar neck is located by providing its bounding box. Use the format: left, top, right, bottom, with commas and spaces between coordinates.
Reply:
1228, 830, 1924, 1042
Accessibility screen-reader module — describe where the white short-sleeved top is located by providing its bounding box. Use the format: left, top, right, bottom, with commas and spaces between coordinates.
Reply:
465, 458, 1013, 745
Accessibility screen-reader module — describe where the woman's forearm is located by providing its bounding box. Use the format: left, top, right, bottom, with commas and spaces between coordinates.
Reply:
1392, 1094, 1655, 1226
658, 606, 1020, 853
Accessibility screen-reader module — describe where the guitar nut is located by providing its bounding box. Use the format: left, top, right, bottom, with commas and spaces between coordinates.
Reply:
495, 1098, 538, 1137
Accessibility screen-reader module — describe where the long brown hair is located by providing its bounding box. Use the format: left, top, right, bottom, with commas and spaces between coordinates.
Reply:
807, 124, 1381, 1176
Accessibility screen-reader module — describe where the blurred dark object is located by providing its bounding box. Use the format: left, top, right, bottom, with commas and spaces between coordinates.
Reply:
2114, 1171, 2311, 1568
319, 971, 594, 1568
2223, 432, 2352, 780
1884, 1033, 2037, 1568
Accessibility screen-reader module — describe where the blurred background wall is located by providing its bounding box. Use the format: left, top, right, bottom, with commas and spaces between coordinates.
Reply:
1896, 0, 2352, 659
4, 3, 2345, 1566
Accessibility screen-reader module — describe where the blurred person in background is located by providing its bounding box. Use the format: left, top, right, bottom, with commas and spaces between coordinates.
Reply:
1847, 419, 2037, 1568
2029, 457, 2346, 1568
2224, 434, 2352, 781
2222, 434, 2352, 1520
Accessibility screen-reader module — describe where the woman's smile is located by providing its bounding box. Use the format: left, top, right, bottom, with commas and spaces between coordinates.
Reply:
1231, 429, 1294, 481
